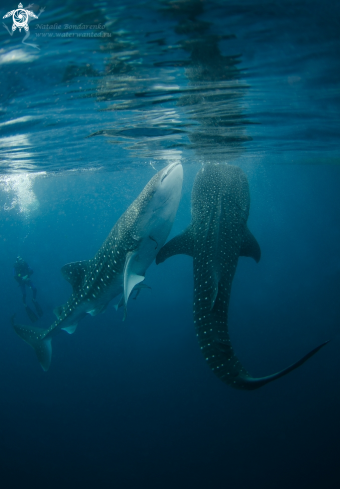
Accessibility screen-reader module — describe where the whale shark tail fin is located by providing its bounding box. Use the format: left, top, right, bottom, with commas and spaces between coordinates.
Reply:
11, 315, 52, 371
238, 340, 330, 390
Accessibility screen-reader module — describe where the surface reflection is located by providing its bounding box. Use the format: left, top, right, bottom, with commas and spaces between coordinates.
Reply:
0, 0, 339, 173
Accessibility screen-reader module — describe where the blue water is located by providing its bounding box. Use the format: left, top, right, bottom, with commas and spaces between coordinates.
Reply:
1, 1, 340, 487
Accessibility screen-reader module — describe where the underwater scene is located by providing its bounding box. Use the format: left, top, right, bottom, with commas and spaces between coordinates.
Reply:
0, 0, 339, 487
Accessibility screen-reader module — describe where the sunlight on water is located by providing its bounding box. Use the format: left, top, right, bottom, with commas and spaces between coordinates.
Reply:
0, 135, 37, 170
0, 172, 45, 214
0, 48, 38, 64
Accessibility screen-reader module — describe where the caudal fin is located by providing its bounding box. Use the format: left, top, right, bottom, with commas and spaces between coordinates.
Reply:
237, 340, 330, 390
11, 315, 52, 371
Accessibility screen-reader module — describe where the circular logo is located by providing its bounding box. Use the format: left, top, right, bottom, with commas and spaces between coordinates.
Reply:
13, 9, 28, 28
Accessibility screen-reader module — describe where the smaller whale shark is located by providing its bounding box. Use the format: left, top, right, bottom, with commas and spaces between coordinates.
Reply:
12, 162, 183, 371
156, 163, 328, 390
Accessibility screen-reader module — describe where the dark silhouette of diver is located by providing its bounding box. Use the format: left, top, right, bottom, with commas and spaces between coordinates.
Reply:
14, 256, 43, 322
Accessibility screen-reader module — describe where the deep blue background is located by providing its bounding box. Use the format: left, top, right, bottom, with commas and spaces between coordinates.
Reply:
1, 163, 339, 488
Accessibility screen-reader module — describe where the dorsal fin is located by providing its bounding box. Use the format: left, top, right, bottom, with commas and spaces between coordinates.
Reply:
61, 260, 89, 292
240, 226, 261, 263
156, 225, 194, 265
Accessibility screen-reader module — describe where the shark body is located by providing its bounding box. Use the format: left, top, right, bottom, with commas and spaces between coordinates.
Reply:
13, 162, 183, 371
156, 163, 328, 389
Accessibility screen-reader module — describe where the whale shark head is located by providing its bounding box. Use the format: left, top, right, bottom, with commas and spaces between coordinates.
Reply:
135, 161, 183, 239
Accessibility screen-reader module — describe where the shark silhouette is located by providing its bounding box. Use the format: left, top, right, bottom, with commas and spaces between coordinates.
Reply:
12, 162, 183, 371
156, 163, 328, 389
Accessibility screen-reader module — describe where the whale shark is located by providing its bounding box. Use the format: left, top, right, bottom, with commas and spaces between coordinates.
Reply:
156, 163, 328, 389
12, 162, 183, 371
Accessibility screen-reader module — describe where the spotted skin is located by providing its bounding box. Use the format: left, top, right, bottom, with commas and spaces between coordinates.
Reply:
157, 163, 328, 389
12, 162, 183, 371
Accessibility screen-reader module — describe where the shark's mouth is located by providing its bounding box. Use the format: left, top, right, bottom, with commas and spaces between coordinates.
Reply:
161, 161, 181, 183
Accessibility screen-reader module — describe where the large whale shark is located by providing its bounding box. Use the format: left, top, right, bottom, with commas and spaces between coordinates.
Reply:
12, 162, 183, 371
156, 163, 328, 389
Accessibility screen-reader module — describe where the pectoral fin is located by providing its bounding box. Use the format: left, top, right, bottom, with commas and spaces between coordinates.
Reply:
61, 324, 78, 334
240, 226, 261, 263
123, 252, 144, 320
156, 225, 194, 264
